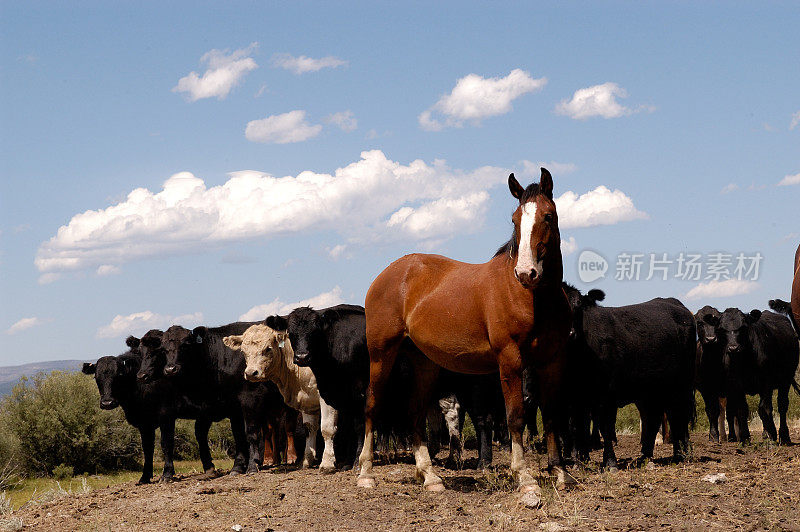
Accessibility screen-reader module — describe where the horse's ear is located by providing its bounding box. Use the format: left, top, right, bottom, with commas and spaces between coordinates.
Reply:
539, 167, 553, 199
265, 315, 288, 331
82, 363, 96, 375
508, 173, 524, 201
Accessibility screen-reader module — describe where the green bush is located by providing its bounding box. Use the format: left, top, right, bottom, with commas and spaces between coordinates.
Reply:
52, 463, 73, 480
0, 371, 141, 476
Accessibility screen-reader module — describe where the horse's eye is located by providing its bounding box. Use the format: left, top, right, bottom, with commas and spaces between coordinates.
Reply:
544, 213, 553, 222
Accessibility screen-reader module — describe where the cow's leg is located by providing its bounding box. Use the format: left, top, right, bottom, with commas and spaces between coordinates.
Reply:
666, 399, 690, 462
407, 353, 443, 491
263, 422, 276, 466
352, 410, 366, 470
777, 383, 791, 445
734, 394, 751, 443
357, 338, 400, 489
758, 389, 778, 442
301, 411, 320, 468
599, 400, 618, 471
474, 408, 493, 471
426, 404, 443, 460
285, 412, 299, 464
661, 412, 671, 445
244, 418, 262, 474
158, 420, 176, 482
441, 395, 462, 468
194, 417, 216, 476
637, 403, 661, 464
319, 397, 338, 473
137, 426, 155, 485
705, 393, 721, 442
228, 411, 248, 475
717, 397, 728, 442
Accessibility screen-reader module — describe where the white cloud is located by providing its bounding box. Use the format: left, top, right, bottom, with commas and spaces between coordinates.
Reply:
419, 69, 546, 130
6, 317, 42, 335
38, 273, 62, 285
96, 264, 121, 276
173, 43, 258, 102
36, 150, 646, 277
271, 53, 347, 74
555, 186, 648, 229
520, 160, 577, 178
721, 183, 739, 194
555, 82, 652, 120
777, 172, 800, 186
325, 110, 357, 132
684, 279, 759, 301
96, 311, 204, 339
327, 244, 347, 259
790, 111, 800, 130
239, 287, 344, 321
561, 236, 578, 256
245, 110, 322, 144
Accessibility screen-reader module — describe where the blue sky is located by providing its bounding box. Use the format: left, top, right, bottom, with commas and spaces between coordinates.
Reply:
1, 2, 798, 366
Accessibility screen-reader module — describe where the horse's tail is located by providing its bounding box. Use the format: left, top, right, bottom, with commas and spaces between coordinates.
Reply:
769, 299, 799, 336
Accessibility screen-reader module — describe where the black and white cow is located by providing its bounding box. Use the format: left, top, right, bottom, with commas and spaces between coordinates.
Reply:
716, 308, 799, 444
563, 284, 696, 470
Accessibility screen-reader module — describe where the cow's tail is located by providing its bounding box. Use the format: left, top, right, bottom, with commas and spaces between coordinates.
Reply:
685, 315, 698, 430
769, 299, 800, 337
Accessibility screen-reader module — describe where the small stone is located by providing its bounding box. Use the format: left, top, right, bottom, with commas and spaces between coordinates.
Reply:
231, 525, 243, 532
702, 473, 727, 484
539, 522, 568, 532
520, 490, 542, 508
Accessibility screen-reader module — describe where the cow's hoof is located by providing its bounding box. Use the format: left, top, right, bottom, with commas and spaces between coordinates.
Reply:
556, 469, 577, 490
135, 478, 151, 485
197, 469, 218, 480
357, 476, 375, 488
424, 480, 445, 492
158, 475, 175, 483
246, 467, 259, 475
320, 465, 336, 475
519, 490, 542, 508
228, 470, 242, 477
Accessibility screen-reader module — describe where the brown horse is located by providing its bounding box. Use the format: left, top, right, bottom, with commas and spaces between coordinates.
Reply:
357, 168, 572, 496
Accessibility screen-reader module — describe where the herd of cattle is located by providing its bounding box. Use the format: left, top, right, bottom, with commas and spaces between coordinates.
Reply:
81, 170, 800, 496
81, 285, 800, 485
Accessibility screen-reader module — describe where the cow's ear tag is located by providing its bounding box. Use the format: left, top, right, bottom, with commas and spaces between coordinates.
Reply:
196, 336, 203, 344
278, 340, 285, 349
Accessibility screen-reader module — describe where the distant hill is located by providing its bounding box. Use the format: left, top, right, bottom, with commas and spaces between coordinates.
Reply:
0, 360, 85, 397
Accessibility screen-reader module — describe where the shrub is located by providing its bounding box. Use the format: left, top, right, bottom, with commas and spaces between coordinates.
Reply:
52, 463, 73, 480
0, 371, 141, 476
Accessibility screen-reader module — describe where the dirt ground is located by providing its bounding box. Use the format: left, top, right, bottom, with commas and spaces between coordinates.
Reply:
9, 430, 800, 531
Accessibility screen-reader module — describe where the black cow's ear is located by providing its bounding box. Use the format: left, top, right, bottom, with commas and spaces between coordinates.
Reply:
82, 363, 96, 375
539, 167, 553, 200
126, 336, 140, 349
748, 309, 762, 322
265, 315, 288, 331
587, 289, 605, 303
508, 173, 524, 201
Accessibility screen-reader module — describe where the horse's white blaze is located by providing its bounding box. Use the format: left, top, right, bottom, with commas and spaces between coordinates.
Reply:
515, 201, 542, 278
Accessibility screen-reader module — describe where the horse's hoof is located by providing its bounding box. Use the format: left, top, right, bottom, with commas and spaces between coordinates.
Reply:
357, 476, 375, 488
424, 480, 445, 492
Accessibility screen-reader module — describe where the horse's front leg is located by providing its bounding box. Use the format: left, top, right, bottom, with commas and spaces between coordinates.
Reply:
497, 347, 539, 494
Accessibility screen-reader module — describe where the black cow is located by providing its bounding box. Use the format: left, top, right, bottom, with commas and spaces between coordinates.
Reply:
82, 337, 216, 484
138, 323, 291, 474
717, 308, 799, 444
694, 306, 736, 442
563, 284, 696, 470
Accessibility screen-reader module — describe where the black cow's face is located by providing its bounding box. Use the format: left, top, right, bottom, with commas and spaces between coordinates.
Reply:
164, 326, 195, 377
136, 331, 164, 382
83, 355, 135, 409
286, 307, 326, 367
561, 284, 604, 342
695, 306, 721, 345
718, 308, 760, 371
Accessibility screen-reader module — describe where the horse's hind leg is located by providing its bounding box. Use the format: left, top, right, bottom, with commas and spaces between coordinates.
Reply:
357, 337, 400, 488
407, 352, 444, 491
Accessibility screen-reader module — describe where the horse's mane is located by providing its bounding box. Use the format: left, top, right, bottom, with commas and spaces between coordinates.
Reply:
493, 182, 541, 259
